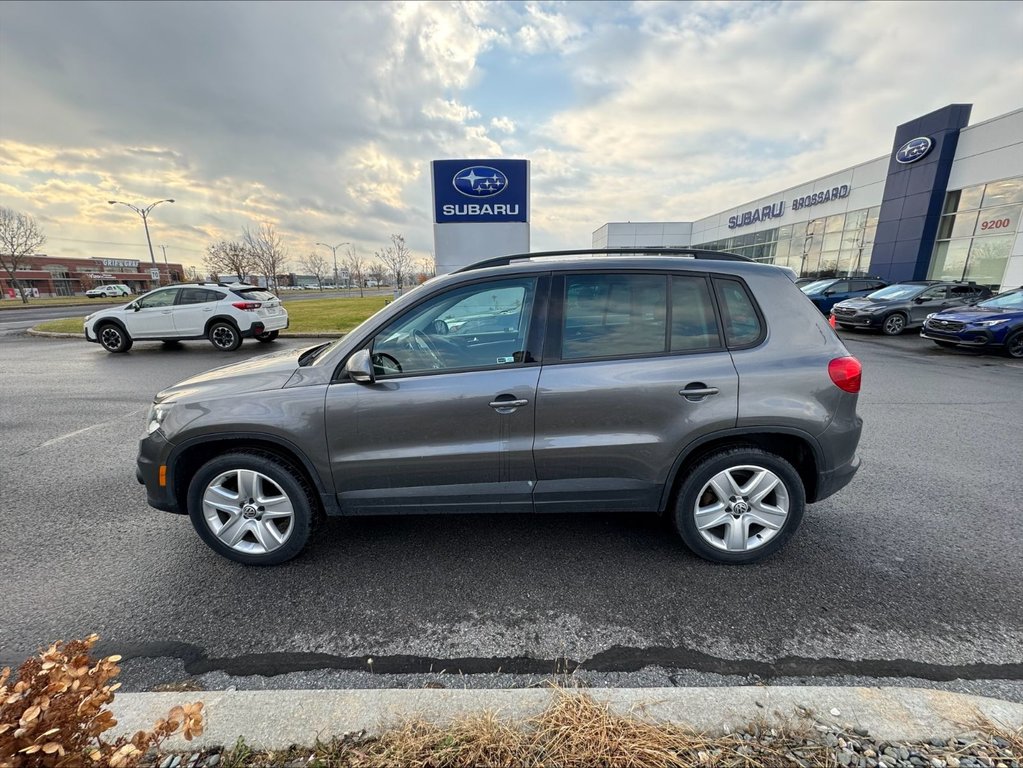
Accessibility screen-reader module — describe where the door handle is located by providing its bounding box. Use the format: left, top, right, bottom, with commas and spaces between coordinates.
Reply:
203, 307, 214, 312
489, 398, 528, 409
679, 384, 719, 401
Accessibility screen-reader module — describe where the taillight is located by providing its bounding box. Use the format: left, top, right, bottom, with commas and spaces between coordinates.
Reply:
828, 356, 862, 393
232, 301, 262, 311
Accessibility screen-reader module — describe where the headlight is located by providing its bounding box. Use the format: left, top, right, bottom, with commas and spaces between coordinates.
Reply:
925, 313, 936, 320
146, 402, 173, 435
972, 319, 1010, 327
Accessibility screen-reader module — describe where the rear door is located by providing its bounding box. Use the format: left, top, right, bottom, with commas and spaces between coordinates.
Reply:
532, 271, 739, 513
173, 287, 223, 336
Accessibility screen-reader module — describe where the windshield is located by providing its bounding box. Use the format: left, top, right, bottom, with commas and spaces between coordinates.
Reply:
867, 284, 927, 301
801, 280, 836, 295
975, 290, 1023, 311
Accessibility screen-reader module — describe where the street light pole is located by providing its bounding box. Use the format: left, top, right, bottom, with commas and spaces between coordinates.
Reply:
316, 241, 350, 289
107, 199, 175, 269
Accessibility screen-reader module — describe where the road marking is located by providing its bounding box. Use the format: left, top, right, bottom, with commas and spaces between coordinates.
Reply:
22, 408, 148, 453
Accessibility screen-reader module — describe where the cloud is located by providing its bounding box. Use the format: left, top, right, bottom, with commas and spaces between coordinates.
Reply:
0, 0, 1020, 269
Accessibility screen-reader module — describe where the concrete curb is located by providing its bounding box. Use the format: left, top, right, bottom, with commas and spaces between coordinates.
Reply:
108, 686, 1023, 751
25, 328, 341, 339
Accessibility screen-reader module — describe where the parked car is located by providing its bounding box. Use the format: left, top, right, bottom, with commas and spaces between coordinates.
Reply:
85, 284, 132, 298
136, 248, 862, 566
921, 287, 1023, 358
84, 283, 288, 353
801, 277, 887, 315
830, 281, 992, 335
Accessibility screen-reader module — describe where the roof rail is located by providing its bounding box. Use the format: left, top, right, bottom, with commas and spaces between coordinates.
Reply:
453, 247, 753, 273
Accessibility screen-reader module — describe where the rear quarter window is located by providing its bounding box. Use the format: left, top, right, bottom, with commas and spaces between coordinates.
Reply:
713, 278, 764, 347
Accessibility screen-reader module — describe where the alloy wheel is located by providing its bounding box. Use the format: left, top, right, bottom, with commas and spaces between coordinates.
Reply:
100, 326, 123, 350
211, 325, 238, 349
693, 465, 790, 552
201, 469, 295, 555
883, 314, 905, 335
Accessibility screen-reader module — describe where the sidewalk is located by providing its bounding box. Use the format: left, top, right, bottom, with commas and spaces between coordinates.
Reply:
109, 686, 1023, 752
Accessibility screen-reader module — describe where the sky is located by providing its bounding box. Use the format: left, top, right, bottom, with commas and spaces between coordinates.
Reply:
1, 0, 1022, 272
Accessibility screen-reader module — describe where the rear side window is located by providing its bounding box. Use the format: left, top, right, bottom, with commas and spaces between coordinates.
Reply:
714, 279, 763, 347
178, 288, 222, 304
671, 276, 720, 352
562, 274, 667, 360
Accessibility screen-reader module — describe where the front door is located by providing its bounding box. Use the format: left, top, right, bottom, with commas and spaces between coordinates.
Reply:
325, 275, 546, 515
130, 287, 180, 337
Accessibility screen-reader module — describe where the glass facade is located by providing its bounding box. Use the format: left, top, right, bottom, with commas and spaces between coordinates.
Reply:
929, 176, 1023, 287
694, 205, 881, 278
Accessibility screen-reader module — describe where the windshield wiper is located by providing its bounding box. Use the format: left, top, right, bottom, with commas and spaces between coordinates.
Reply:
298, 342, 331, 366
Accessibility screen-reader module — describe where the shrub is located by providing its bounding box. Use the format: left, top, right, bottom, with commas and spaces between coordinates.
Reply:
0, 634, 202, 767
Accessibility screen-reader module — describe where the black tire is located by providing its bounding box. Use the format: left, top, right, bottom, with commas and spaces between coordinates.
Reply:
98, 323, 132, 353
255, 330, 279, 343
208, 321, 242, 351
933, 340, 958, 349
1004, 331, 1023, 359
881, 312, 907, 336
673, 447, 805, 564
186, 451, 316, 565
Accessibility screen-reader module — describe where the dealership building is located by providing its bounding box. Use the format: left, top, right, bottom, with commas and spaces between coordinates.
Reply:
593, 104, 1023, 292
0, 255, 185, 298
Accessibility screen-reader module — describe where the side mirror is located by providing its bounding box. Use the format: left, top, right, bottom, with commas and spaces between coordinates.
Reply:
130, 302, 140, 311
914, 297, 930, 303
822, 290, 835, 297
344, 349, 374, 383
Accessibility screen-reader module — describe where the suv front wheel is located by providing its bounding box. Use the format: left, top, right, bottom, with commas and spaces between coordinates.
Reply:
98, 323, 133, 353
674, 447, 805, 564
187, 452, 315, 565
209, 321, 242, 351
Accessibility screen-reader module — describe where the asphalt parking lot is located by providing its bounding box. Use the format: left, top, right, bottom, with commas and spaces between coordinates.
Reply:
1, 329, 1021, 700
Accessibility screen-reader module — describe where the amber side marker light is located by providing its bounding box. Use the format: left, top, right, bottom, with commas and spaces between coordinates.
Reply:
159, 465, 167, 487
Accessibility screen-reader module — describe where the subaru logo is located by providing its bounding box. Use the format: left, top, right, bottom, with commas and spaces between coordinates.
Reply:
453, 166, 508, 198
895, 136, 933, 164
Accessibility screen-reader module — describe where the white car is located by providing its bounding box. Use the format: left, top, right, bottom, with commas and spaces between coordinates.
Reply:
84, 283, 288, 353
85, 284, 133, 298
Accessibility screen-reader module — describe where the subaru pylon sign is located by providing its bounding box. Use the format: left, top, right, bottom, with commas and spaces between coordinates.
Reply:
432, 158, 530, 275
433, 159, 528, 223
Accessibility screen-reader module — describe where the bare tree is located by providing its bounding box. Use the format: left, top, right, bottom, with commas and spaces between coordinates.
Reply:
0, 207, 47, 303
363, 259, 384, 288
375, 233, 414, 292
185, 265, 200, 282
300, 251, 329, 290
341, 246, 366, 297
243, 222, 289, 293
204, 240, 253, 283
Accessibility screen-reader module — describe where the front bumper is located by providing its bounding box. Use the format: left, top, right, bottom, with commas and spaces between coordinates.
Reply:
831, 311, 883, 327
136, 429, 183, 514
921, 326, 997, 347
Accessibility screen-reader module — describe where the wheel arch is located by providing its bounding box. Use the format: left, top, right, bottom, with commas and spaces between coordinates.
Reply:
204, 315, 242, 336
167, 433, 338, 517
94, 316, 130, 335
660, 428, 824, 511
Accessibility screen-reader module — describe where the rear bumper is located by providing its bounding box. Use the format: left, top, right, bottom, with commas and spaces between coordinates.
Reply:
815, 453, 861, 502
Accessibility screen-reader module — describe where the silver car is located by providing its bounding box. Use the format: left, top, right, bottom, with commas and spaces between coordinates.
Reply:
137, 250, 862, 565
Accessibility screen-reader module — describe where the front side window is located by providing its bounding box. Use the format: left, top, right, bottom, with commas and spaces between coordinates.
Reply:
561, 274, 667, 361
370, 277, 537, 376
920, 286, 949, 300
136, 288, 178, 309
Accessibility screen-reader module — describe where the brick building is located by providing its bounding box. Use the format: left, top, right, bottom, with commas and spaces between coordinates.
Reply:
0, 255, 185, 299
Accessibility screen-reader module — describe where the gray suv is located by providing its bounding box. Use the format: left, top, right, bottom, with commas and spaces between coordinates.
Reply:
137, 250, 862, 566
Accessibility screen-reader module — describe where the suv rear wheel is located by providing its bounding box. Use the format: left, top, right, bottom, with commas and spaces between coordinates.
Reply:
209, 321, 242, 351
98, 323, 133, 353
187, 452, 315, 565
674, 447, 805, 564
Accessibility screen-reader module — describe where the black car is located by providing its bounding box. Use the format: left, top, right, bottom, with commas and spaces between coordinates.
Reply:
831, 281, 993, 336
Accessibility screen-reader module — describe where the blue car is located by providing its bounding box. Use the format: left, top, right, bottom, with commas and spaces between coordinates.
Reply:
921, 287, 1023, 358
800, 277, 888, 315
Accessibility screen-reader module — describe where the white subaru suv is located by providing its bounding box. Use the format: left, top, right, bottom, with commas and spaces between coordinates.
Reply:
84, 283, 288, 353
